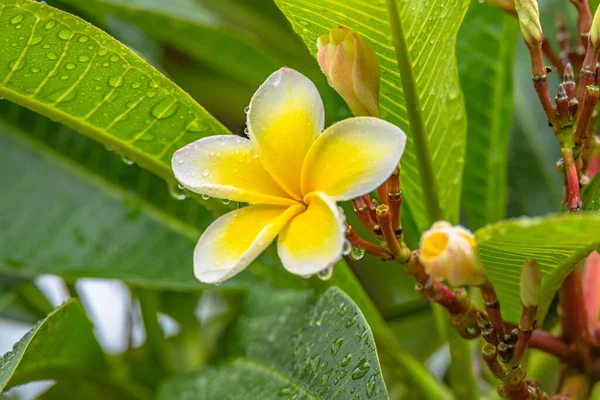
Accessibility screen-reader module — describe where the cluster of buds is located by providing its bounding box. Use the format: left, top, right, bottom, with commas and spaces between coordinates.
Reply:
513, 0, 600, 211
317, 26, 381, 117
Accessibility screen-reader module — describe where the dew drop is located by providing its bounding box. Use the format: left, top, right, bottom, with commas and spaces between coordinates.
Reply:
331, 337, 343, 355
57, 29, 72, 40
30, 35, 43, 45
366, 375, 376, 398
121, 155, 134, 165
342, 238, 352, 256
341, 353, 352, 367
201, 168, 210, 177
78, 55, 90, 63
131, 81, 141, 88
351, 359, 371, 380
59, 74, 69, 80
321, 369, 333, 386
317, 264, 333, 281
30, 67, 40, 73
46, 52, 57, 60
98, 48, 108, 56
222, 199, 231, 205
168, 183, 187, 200
44, 20, 56, 30
349, 246, 364, 260
10, 15, 24, 24
151, 98, 178, 120
107, 76, 122, 87
78, 35, 89, 43
65, 63, 76, 70
243, 106, 250, 114
201, 194, 211, 200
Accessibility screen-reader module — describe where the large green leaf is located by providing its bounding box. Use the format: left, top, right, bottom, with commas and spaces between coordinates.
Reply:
0, 0, 228, 185
274, 0, 469, 231
476, 213, 600, 323
54, 0, 283, 88
159, 287, 388, 400
458, 2, 518, 230
0, 299, 106, 391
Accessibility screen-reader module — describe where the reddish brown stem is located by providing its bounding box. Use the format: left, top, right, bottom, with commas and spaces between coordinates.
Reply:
571, 0, 593, 49
512, 305, 537, 363
481, 282, 506, 342
577, 42, 599, 103
556, 12, 572, 65
584, 251, 600, 330
387, 169, 402, 234
543, 39, 565, 75
575, 85, 600, 146
375, 204, 407, 261
560, 265, 588, 347
352, 196, 378, 232
562, 147, 582, 210
345, 225, 394, 261
528, 330, 570, 360
376, 181, 389, 206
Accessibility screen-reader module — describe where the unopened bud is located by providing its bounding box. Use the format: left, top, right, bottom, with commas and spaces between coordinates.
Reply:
419, 221, 487, 287
515, 0, 543, 48
591, 6, 600, 48
520, 259, 541, 307
317, 26, 380, 116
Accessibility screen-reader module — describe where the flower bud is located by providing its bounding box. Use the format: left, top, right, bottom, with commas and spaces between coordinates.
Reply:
591, 5, 600, 48
419, 221, 487, 287
317, 26, 380, 117
514, 0, 543, 48
520, 259, 541, 307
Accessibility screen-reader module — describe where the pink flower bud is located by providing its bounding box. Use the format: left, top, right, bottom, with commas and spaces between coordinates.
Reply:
317, 26, 380, 117
419, 221, 487, 287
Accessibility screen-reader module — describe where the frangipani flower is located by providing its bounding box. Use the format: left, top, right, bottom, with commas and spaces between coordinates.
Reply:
419, 221, 487, 287
172, 68, 406, 283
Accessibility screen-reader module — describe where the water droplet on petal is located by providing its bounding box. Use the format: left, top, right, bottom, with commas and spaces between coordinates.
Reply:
349, 246, 364, 260
342, 239, 352, 256
168, 183, 188, 200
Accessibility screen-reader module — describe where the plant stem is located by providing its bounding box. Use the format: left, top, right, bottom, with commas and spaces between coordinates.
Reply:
385, 0, 442, 224
137, 289, 175, 376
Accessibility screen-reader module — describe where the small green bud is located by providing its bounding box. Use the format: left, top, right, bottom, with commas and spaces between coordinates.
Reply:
520, 259, 541, 307
591, 5, 600, 48
317, 26, 380, 116
514, 0, 543, 48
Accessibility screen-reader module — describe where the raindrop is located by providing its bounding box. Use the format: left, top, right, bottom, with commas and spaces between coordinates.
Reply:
151, 98, 179, 120
341, 353, 352, 367
98, 48, 108, 56
57, 29, 72, 40
321, 369, 333, 386
44, 20, 56, 30
342, 239, 352, 256
30, 35, 43, 45
317, 265, 333, 281
65, 63, 76, 70
351, 359, 371, 380
201, 194, 210, 200
78, 35, 89, 43
243, 127, 249, 137
131, 81, 141, 88
10, 15, 24, 25
222, 199, 231, 205
349, 246, 364, 260
168, 183, 187, 200
310, 355, 320, 372
243, 106, 250, 114
59, 74, 69, 80
331, 337, 343, 355
78, 55, 90, 63
121, 155, 134, 165
46, 52, 57, 60
30, 67, 40, 73
201, 168, 210, 177
366, 375, 376, 398
107, 76, 122, 87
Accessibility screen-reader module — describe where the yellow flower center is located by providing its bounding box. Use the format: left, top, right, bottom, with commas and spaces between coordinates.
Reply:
420, 232, 449, 260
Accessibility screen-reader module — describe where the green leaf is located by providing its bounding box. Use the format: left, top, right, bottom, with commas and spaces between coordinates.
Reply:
458, 2, 518, 230
476, 213, 600, 323
54, 0, 283, 88
582, 173, 600, 211
0, 0, 228, 185
159, 287, 388, 400
39, 379, 132, 400
275, 0, 469, 230
0, 105, 303, 291
0, 299, 106, 391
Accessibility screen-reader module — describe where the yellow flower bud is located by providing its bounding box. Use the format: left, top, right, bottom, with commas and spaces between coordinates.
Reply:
317, 26, 380, 117
520, 259, 541, 307
591, 5, 600, 48
419, 221, 487, 287
514, 0, 543, 48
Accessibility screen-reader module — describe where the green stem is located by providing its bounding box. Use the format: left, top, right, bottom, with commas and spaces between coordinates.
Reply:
137, 289, 175, 376
385, 0, 443, 224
